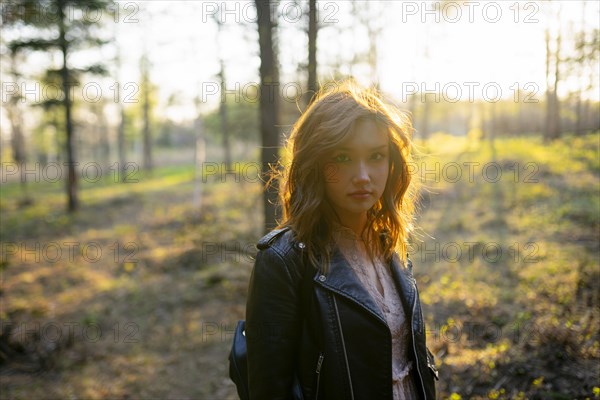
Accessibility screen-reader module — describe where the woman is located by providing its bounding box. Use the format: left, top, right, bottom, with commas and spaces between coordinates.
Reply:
245, 81, 438, 400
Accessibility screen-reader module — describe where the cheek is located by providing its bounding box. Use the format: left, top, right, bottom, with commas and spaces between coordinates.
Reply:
323, 163, 338, 185
376, 165, 390, 190
324, 164, 350, 187
323, 165, 342, 199
375, 163, 389, 181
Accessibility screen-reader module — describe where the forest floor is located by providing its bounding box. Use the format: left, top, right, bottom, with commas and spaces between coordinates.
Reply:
0, 132, 598, 399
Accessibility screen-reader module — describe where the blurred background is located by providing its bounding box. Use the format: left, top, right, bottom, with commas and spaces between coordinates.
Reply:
0, 1, 598, 399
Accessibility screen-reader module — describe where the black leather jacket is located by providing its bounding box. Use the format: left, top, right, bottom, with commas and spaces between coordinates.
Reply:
246, 227, 439, 400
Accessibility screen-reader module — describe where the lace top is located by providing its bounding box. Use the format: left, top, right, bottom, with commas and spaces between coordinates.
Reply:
331, 221, 418, 400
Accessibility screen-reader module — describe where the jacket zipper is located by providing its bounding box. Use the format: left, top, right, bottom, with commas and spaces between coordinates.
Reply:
333, 296, 355, 400
410, 283, 427, 400
314, 352, 324, 400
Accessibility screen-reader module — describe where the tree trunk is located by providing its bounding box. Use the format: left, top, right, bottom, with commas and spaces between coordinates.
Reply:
256, 0, 280, 234
193, 117, 205, 210
118, 101, 126, 181
305, 0, 318, 106
141, 54, 153, 171
7, 51, 26, 200
550, 28, 561, 140
114, 26, 127, 180
59, 4, 78, 212
6, 85, 28, 202
575, 4, 586, 136
489, 102, 496, 141
8, 52, 25, 168
219, 58, 232, 171
544, 27, 552, 141
544, 5, 562, 142
100, 112, 110, 166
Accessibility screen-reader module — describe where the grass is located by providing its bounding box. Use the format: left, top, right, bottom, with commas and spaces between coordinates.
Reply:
413, 132, 599, 398
0, 132, 598, 399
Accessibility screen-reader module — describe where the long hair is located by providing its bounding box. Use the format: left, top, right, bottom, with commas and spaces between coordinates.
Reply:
268, 81, 421, 273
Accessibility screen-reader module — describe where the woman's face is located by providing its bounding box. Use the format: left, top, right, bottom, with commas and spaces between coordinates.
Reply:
323, 119, 389, 227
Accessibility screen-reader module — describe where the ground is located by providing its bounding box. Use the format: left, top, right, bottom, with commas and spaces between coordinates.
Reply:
0, 133, 598, 399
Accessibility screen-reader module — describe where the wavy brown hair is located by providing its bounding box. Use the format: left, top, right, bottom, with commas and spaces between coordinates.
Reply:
269, 80, 421, 273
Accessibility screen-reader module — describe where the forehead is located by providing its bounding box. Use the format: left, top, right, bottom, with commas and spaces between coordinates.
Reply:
336, 119, 388, 149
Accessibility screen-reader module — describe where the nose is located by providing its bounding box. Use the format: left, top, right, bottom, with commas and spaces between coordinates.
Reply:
352, 160, 370, 184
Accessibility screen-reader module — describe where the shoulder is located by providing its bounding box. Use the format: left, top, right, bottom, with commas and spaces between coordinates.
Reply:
391, 250, 414, 277
252, 226, 307, 281
405, 253, 413, 273
256, 226, 306, 256
379, 230, 413, 273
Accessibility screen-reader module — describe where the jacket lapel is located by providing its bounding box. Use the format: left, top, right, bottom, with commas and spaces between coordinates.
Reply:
313, 242, 416, 324
313, 244, 418, 326
313, 245, 387, 325
389, 252, 417, 319
302, 235, 431, 400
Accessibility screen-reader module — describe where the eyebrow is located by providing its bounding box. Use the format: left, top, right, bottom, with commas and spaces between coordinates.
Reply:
334, 145, 388, 151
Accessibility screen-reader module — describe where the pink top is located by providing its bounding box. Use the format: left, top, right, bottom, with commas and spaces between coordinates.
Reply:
332, 221, 418, 400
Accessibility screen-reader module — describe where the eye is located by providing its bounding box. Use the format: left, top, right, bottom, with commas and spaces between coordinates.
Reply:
333, 153, 350, 162
372, 152, 387, 160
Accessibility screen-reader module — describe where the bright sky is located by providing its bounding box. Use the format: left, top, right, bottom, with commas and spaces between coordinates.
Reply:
3, 0, 599, 124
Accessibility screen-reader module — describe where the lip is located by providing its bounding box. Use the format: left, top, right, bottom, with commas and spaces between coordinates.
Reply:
348, 191, 372, 198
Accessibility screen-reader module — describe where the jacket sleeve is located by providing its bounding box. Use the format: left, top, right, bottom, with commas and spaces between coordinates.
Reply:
245, 246, 302, 400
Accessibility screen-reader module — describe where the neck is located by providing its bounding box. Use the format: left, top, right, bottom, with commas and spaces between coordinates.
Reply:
334, 213, 368, 239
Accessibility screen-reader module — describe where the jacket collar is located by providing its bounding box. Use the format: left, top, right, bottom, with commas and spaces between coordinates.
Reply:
389, 251, 417, 316
313, 244, 416, 325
